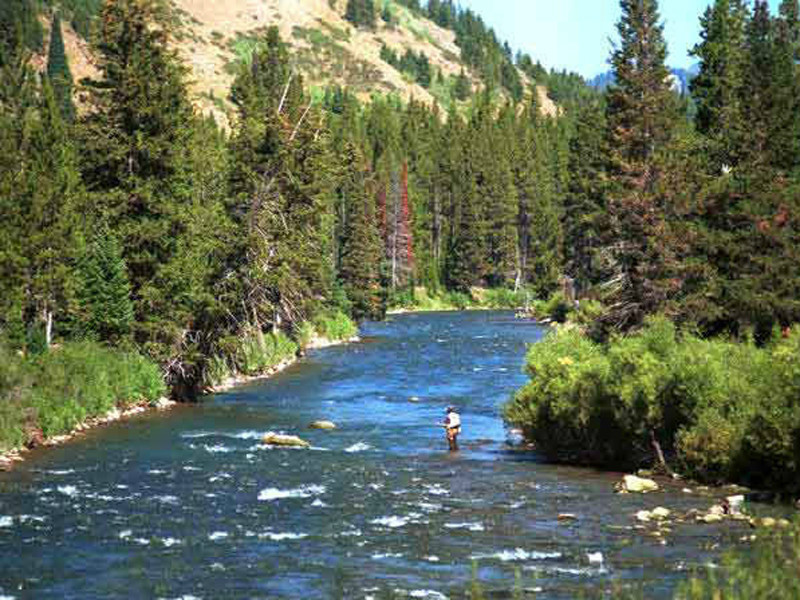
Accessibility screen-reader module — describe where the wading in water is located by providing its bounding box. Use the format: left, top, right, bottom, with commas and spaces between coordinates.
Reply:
442, 406, 461, 451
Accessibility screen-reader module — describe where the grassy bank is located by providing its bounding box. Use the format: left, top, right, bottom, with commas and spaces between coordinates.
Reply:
676, 519, 800, 599
504, 316, 800, 493
388, 286, 526, 312
0, 341, 166, 452
203, 311, 358, 389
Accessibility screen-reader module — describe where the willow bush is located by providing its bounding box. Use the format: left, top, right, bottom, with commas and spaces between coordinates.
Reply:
505, 317, 800, 492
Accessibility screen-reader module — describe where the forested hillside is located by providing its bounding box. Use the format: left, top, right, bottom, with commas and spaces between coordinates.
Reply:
0, 0, 581, 406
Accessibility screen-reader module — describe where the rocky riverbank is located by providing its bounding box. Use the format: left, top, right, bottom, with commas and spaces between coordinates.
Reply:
0, 397, 177, 472
0, 334, 360, 472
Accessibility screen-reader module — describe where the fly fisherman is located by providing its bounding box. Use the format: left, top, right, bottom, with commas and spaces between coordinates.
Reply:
442, 406, 461, 451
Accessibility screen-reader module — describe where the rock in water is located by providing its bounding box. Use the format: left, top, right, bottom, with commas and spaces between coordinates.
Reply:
262, 432, 311, 448
700, 513, 724, 524
622, 474, 660, 493
557, 513, 578, 522
309, 421, 337, 430
636, 510, 652, 523
651, 507, 671, 520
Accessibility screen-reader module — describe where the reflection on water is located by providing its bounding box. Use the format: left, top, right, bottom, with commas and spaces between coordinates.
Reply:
0, 311, 761, 599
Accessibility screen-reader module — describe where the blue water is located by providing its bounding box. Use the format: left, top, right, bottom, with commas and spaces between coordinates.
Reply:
0, 311, 760, 599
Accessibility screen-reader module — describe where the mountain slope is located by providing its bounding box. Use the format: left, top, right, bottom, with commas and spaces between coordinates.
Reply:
51, 0, 556, 126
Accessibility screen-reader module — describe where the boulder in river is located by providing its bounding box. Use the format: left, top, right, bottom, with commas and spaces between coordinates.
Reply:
699, 513, 724, 524
620, 474, 659, 493
309, 421, 337, 430
262, 432, 311, 448
651, 507, 671, 520
636, 510, 652, 523
557, 513, 578, 522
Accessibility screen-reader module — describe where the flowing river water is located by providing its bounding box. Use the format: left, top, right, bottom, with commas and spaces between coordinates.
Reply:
0, 311, 769, 599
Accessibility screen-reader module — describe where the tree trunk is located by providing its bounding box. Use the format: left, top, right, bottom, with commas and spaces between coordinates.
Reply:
650, 429, 673, 475
44, 308, 53, 348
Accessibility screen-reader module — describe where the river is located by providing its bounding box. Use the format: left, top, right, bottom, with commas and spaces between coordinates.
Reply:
0, 311, 761, 599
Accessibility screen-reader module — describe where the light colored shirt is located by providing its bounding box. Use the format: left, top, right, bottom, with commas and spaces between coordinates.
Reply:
446, 412, 461, 429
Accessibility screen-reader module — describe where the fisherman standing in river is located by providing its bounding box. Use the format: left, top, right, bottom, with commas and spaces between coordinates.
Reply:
442, 406, 461, 451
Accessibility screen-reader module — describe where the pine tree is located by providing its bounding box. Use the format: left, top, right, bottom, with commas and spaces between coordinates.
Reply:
339, 143, 383, 319
345, 0, 376, 29
690, 0, 749, 171
0, 38, 38, 335
563, 98, 608, 289
46, 11, 75, 122
230, 26, 337, 332
453, 69, 471, 100
79, 0, 195, 299
603, 0, 680, 331
76, 228, 134, 342
26, 81, 82, 346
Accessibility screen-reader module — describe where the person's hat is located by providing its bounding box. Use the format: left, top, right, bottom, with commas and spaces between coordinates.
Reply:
446, 406, 455, 413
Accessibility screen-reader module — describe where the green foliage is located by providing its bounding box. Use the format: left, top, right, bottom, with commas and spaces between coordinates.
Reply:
75, 229, 134, 343
505, 318, 800, 492
0, 0, 43, 56
676, 520, 800, 599
312, 310, 358, 341
233, 330, 297, 377
344, 0, 376, 29
479, 287, 523, 309
295, 320, 316, 350
0, 341, 165, 450
46, 12, 75, 121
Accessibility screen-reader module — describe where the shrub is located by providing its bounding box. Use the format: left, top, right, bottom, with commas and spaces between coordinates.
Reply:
234, 329, 298, 376
295, 321, 316, 350
505, 318, 800, 492
313, 311, 358, 341
481, 288, 523, 309
0, 341, 166, 445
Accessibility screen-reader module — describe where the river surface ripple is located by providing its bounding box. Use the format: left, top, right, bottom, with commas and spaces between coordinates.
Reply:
0, 311, 762, 599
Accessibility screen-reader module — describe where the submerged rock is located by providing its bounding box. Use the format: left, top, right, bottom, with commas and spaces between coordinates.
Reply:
309, 421, 337, 430
621, 474, 660, 493
262, 432, 311, 448
699, 513, 724, 524
557, 513, 578, 522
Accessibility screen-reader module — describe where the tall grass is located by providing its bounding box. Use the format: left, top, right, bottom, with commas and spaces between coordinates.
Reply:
313, 310, 358, 341
676, 520, 800, 599
388, 286, 523, 312
0, 341, 165, 451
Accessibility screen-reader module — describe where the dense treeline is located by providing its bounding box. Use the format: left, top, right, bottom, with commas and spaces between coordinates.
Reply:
507, 0, 800, 494
0, 0, 570, 404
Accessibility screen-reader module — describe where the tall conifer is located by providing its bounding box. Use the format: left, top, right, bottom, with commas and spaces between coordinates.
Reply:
604, 0, 680, 331
46, 11, 74, 122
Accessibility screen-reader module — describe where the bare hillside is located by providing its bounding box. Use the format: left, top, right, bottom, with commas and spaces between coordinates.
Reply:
53, 0, 557, 127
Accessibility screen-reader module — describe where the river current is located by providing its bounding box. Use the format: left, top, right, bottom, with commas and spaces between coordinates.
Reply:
0, 311, 761, 599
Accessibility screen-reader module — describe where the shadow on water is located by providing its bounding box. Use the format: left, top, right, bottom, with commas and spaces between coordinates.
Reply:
0, 311, 778, 599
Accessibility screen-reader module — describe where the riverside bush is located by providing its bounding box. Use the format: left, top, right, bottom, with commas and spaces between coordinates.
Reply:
235, 330, 297, 376
0, 341, 165, 448
504, 317, 800, 492
313, 310, 358, 341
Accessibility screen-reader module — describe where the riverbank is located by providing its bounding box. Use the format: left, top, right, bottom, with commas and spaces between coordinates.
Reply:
505, 315, 800, 497
387, 285, 525, 314
0, 314, 360, 472
208, 333, 360, 395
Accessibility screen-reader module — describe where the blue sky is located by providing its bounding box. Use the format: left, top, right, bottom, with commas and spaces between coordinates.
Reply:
457, 0, 781, 78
